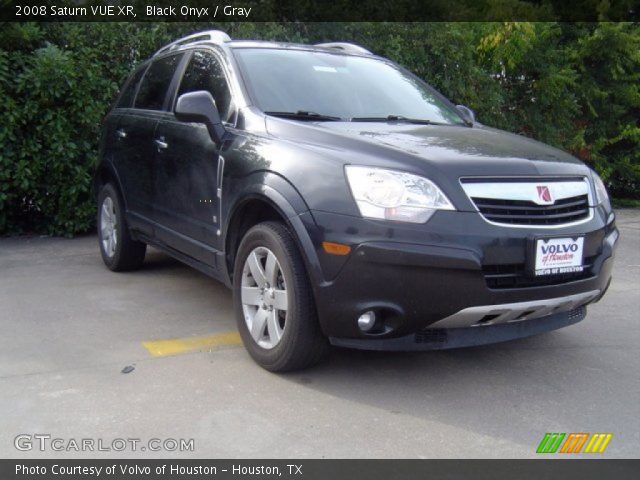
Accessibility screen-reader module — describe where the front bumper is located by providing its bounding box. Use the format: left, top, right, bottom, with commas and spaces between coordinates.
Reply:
330, 306, 588, 351
306, 206, 618, 346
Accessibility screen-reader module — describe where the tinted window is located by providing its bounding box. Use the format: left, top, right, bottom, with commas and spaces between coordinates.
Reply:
233, 49, 464, 125
178, 51, 234, 123
117, 65, 147, 108
135, 54, 183, 111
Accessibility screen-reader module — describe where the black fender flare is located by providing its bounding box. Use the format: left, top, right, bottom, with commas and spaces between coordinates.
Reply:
223, 172, 325, 288
92, 160, 127, 209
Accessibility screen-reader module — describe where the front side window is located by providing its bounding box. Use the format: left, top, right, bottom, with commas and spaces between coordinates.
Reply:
233, 48, 465, 125
177, 51, 234, 123
134, 53, 183, 111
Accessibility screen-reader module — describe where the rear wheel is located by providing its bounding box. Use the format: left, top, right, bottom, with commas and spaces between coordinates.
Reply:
97, 183, 146, 271
233, 221, 329, 372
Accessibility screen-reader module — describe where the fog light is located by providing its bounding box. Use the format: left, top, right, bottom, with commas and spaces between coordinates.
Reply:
357, 311, 376, 332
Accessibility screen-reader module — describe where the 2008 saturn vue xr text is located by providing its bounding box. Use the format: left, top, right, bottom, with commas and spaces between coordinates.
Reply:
95, 31, 618, 371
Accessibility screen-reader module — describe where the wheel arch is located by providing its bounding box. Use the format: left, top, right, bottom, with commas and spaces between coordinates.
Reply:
93, 161, 126, 207
223, 176, 323, 288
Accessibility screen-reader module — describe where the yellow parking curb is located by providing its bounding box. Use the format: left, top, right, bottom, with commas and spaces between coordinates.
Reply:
142, 331, 242, 357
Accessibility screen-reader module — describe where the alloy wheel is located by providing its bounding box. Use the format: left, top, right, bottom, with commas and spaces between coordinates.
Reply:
241, 246, 289, 349
100, 196, 118, 258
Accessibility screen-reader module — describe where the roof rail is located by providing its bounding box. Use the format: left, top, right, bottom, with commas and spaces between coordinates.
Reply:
154, 30, 231, 57
314, 42, 372, 55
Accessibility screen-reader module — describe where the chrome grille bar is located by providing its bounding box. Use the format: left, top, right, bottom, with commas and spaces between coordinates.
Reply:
461, 177, 593, 227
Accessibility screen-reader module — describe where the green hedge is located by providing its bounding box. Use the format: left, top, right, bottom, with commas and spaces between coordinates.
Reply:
1, 22, 638, 235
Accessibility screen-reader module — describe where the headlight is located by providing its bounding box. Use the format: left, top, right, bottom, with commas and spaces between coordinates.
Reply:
345, 166, 455, 223
592, 171, 612, 211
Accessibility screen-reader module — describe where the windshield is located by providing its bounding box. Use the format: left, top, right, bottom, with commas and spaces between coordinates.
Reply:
233, 48, 466, 125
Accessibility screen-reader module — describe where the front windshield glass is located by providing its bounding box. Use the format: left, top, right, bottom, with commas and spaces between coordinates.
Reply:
233, 48, 465, 125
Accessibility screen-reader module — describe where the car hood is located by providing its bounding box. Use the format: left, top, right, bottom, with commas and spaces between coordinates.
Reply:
265, 118, 589, 178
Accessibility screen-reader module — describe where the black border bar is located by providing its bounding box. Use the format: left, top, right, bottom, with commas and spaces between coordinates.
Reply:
2, 459, 640, 480
1, 0, 639, 22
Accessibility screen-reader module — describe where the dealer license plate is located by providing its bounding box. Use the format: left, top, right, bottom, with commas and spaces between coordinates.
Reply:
534, 237, 584, 277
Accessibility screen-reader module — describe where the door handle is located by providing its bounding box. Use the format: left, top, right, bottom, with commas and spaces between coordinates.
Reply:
154, 138, 168, 150
115, 129, 127, 139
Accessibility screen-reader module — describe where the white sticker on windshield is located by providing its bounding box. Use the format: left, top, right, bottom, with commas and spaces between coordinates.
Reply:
313, 66, 337, 73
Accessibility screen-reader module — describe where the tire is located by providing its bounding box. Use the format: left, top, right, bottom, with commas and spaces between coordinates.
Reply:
233, 221, 329, 372
97, 183, 146, 271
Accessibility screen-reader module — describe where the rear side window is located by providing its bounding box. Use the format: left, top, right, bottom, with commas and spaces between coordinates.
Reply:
177, 51, 234, 123
116, 65, 147, 108
135, 53, 183, 111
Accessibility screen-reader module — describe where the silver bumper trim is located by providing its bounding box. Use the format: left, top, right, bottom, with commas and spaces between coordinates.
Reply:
429, 290, 600, 328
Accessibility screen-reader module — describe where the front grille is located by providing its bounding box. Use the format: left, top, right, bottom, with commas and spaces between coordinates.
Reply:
471, 194, 590, 226
483, 255, 596, 289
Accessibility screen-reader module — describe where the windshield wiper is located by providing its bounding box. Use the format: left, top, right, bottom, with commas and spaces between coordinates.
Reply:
350, 115, 450, 125
265, 111, 343, 122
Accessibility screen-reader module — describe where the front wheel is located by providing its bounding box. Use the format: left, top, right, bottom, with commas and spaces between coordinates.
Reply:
233, 221, 329, 372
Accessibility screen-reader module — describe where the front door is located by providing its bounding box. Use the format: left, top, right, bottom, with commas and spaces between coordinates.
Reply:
152, 50, 236, 265
153, 117, 221, 264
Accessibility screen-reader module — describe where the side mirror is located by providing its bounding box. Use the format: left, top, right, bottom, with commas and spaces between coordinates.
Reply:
175, 90, 225, 143
456, 105, 476, 125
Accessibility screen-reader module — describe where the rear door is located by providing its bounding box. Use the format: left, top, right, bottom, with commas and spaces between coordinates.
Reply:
103, 64, 145, 223
114, 53, 185, 234
153, 50, 237, 263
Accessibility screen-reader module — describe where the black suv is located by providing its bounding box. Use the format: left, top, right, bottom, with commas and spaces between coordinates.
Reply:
96, 31, 618, 371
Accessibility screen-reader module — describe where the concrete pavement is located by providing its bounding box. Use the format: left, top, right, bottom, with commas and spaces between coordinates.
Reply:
1, 210, 638, 458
